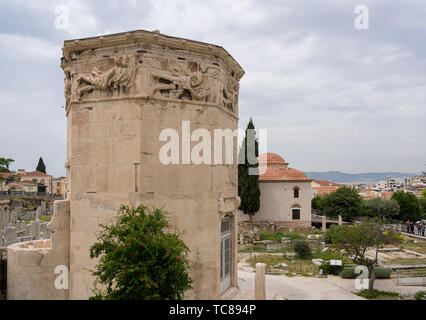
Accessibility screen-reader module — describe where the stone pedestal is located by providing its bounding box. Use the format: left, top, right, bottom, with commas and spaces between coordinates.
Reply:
322, 215, 326, 232
255, 263, 266, 300
61, 30, 244, 300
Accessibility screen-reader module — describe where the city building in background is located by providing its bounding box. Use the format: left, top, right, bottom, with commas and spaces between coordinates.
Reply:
239, 153, 313, 228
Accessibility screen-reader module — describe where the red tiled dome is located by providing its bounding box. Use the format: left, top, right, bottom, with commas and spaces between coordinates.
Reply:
257, 153, 311, 182
258, 153, 288, 165
259, 167, 311, 182
283, 168, 310, 181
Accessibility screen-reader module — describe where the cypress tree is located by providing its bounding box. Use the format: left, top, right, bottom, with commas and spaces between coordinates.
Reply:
36, 157, 46, 173
238, 119, 261, 222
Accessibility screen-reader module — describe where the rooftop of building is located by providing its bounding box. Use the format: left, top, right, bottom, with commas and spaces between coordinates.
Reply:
258, 153, 312, 182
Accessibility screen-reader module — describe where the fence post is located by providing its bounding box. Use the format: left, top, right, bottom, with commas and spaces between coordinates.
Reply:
396, 269, 399, 285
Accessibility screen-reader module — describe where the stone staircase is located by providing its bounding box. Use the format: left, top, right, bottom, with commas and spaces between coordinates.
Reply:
221, 287, 284, 300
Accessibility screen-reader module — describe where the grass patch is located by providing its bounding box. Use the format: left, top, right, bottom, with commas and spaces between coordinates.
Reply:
259, 231, 302, 242
400, 237, 426, 255
414, 291, 425, 300
238, 247, 285, 254
387, 257, 426, 265
248, 253, 320, 277
24, 215, 51, 223
357, 289, 399, 300
248, 254, 286, 268
311, 248, 352, 264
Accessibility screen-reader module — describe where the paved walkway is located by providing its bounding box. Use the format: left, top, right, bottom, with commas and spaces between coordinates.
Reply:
401, 232, 426, 240
238, 270, 364, 300
325, 275, 425, 297
237, 264, 426, 300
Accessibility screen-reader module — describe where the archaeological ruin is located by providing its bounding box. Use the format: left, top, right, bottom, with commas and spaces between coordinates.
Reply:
6, 29, 244, 300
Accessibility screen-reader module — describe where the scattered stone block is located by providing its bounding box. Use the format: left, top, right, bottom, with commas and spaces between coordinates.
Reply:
272, 263, 288, 268
312, 259, 324, 266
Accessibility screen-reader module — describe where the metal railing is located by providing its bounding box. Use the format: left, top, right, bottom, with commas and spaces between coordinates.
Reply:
392, 223, 426, 237
395, 266, 426, 286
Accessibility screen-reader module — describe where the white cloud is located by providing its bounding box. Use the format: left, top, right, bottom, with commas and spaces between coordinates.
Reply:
0, 33, 60, 59
0, 0, 425, 175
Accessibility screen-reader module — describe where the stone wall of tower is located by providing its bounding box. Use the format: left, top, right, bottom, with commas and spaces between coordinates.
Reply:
61, 30, 244, 299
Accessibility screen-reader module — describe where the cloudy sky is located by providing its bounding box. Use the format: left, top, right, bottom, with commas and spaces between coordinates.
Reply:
0, 0, 425, 177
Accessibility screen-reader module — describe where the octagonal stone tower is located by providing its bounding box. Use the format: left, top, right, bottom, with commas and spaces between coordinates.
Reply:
61, 30, 244, 299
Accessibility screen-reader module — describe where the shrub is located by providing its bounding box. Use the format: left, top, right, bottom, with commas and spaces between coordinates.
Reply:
293, 240, 311, 259
89, 205, 192, 300
374, 267, 392, 279
357, 289, 398, 299
324, 225, 339, 244
319, 262, 343, 275
414, 291, 425, 300
339, 266, 391, 279
339, 267, 358, 279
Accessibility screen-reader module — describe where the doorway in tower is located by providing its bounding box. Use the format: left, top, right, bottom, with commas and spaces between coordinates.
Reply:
220, 216, 232, 294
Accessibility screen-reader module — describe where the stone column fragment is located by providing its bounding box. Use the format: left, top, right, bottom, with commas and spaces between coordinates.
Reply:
255, 263, 266, 300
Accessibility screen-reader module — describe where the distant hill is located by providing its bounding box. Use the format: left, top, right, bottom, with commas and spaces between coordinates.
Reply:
305, 171, 419, 184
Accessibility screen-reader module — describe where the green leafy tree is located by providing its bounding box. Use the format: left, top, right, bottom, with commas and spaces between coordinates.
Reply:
391, 191, 422, 221
238, 118, 261, 222
0, 157, 20, 187
365, 198, 400, 219
327, 217, 400, 291
36, 157, 46, 173
89, 205, 192, 300
420, 190, 426, 215
322, 186, 362, 221
0, 158, 14, 172
312, 196, 324, 213
1, 174, 21, 185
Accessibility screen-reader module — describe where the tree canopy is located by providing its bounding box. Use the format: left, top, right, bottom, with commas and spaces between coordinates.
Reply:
365, 197, 400, 219
36, 157, 46, 173
0, 158, 14, 172
321, 186, 362, 221
312, 195, 324, 213
238, 118, 261, 221
326, 217, 400, 290
391, 190, 422, 222
421, 190, 426, 215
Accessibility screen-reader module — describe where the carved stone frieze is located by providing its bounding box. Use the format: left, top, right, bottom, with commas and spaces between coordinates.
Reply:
220, 76, 239, 112
150, 60, 218, 104
63, 54, 138, 104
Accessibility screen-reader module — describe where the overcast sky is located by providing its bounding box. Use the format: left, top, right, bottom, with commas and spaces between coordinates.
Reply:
0, 0, 425, 177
